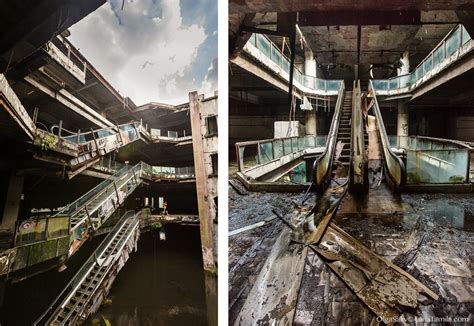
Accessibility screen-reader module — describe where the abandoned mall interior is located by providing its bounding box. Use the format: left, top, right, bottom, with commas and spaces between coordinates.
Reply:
229, 1, 474, 325
0, 1, 217, 325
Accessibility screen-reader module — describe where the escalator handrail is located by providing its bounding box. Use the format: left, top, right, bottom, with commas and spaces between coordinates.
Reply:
55, 163, 142, 232
34, 210, 139, 325
350, 80, 368, 190
368, 80, 406, 189
313, 81, 345, 189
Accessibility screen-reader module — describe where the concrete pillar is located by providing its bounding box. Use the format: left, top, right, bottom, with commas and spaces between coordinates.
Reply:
189, 91, 216, 272
1, 173, 24, 230
304, 49, 317, 136
397, 101, 409, 147
304, 49, 317, 78
305, 111, 316, 136
398, 51, 410, 75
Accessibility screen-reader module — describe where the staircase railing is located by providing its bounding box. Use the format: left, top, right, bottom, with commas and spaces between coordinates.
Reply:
312, 81, 345, 190
368, 80, 406, 190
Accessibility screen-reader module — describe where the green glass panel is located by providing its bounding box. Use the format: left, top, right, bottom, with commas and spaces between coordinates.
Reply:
445, 28, 460, 57
259, 142, 273, 163
274, 140, 284, 158
433, 45, 444, 67
257, 34, 271, 58
326, 80, 340, 91
423, 57, 433, 74
462, 26, 471, 45
271, 43, 282, 66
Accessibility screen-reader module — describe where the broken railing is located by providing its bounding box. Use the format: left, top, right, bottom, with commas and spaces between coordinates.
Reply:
0, 216, 71, 277
148, 128, 192, 143
244, 33, 342, 95
388, 135, 471, 184
44, 35, 88, 84
152, 166, 195, 179
236, 135, 326, 173
372, 24, 472, 95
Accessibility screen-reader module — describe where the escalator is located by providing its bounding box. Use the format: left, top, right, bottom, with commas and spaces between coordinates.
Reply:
312, 80, 367, 192
367, 80, 406, 191
0, 162, 152, 281
34, 210, 141, 325
337, 90, 352, 168
292, 81, 435, 321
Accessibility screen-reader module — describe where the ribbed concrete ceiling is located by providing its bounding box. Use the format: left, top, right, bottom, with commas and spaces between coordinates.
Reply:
229, 0, 474, 13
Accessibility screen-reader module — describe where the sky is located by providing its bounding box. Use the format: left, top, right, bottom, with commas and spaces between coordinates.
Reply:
69, 0, 217, 105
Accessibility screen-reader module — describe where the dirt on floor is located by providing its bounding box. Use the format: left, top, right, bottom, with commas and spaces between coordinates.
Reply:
229, 182, 474, 325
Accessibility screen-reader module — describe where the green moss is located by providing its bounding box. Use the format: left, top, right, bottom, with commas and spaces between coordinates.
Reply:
206, 266, 218, 277
407, 172, 422, 184
449, 175, 465, 183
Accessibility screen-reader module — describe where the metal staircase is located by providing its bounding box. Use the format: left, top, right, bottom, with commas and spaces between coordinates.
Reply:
35, 210, 140, 325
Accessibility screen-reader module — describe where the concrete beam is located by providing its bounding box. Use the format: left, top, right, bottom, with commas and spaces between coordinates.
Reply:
25, 75, 114, 129
231, 55, 300, 98
0, 74, 36, 140
229, 1, 474, 14
299, 10, 421, 26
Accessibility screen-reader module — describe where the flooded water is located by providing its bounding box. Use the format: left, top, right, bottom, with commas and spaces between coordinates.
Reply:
0, 235, 105, 326
87, 225, 208, 325
0, 225, 209, 326
427, 199, 474, 232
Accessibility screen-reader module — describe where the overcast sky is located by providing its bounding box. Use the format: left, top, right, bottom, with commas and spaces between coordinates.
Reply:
69, 0, 217, 105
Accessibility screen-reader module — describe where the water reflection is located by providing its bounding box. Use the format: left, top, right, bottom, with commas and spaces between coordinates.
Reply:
428, 199, 473, 232
87, 225, 208, 325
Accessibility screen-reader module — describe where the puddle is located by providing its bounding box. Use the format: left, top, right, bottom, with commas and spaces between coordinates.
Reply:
424, 199, 473, 232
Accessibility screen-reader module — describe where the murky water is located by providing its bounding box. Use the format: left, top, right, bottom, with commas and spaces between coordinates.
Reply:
426, 199, 474, 232
0, 225, 208, 326
86, 225, 208, 325
0, 235, 105, 326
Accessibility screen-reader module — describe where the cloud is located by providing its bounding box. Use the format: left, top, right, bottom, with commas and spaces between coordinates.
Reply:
69, 0, 215, 105
200, 58, 218, 97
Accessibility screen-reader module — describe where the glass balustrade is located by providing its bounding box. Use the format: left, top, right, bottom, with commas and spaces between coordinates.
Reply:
387, 135, 470, 184
245, 34, 342, 93
236, 135, 327, 172
372, 25, 472, 94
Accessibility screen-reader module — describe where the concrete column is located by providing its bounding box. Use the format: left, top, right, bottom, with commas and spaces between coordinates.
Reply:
398, 51, 410, 75
305, 111, 316, 135
1, 173, 24, 230
304, 49, 317, 136
397, 101, 409, 147
189, 91, 216, 272
304, 49, 317, 78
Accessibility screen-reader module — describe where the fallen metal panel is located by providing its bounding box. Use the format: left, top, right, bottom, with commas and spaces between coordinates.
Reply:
310, 224, 438, 321
236, 229, 307, 325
